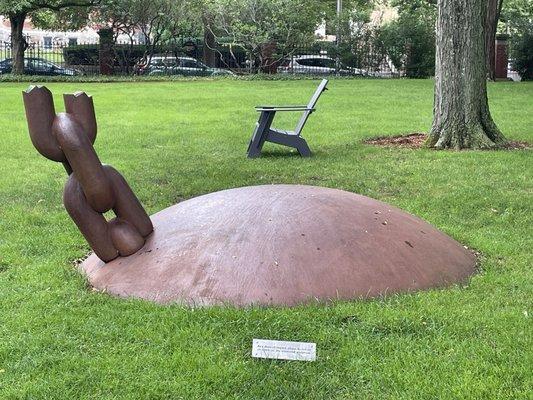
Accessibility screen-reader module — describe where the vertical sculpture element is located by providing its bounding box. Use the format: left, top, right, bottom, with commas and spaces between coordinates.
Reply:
23, 86, 153, 262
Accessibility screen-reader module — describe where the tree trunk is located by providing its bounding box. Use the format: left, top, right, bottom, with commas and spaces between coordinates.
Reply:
428, 0, 507, 149
203, 18, 216, 67
10, 13, 27, 75
485, 0, 504, 80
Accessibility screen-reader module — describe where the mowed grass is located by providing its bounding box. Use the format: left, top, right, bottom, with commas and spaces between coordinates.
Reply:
0, 79, 531, 399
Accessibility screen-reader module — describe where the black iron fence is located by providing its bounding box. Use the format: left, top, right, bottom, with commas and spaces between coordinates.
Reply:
0, 40, 100, 75
0, 39, 403, 77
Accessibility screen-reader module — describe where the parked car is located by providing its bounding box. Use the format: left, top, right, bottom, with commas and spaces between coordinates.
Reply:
136, 55, 235, 77
0, 57, 81, 76
277, 55, 373, 76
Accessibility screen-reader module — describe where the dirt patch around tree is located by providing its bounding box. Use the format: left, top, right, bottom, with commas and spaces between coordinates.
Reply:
364, 133, 531, 150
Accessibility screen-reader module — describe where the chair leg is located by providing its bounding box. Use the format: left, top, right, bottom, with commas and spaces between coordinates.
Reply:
247, 123, 261, 158
247, 111, 276, 158
296, 138, 311, 157
266, 130, 312, 157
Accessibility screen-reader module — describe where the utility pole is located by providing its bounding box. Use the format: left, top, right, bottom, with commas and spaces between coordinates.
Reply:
336, 0, 343, 45
337, 1, 342, 17
335, 0, 343, 75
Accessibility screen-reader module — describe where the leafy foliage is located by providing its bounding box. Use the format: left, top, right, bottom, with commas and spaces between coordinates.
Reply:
204, 0, 325, 69
378, 12, 435, 78
91, 0, 202, 43
0, 0, 98, 29
389, 0, 436, 23
499, 0, 533, 34
511, 25, 533, 80
501, 0, 533, 80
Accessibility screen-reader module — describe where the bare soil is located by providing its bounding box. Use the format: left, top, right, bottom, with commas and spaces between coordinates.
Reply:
364, 133, 530, 150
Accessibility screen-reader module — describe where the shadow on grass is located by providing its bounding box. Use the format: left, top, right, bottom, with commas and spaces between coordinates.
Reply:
253, 141, 363, 159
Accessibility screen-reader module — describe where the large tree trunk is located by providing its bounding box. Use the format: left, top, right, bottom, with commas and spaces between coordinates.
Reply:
428, 0, 507, 149
485, 0, 504, 80
10, 13, 27, 75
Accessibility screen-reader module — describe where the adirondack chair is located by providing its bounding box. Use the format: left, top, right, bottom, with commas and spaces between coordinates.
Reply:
247, 79, 328, 158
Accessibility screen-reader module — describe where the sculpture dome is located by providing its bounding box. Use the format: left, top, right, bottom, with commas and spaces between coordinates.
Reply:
81, 185, 476, 307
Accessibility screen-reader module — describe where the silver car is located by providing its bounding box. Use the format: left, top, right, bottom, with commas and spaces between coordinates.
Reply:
137, 55, 234, 77
278, 55, 370, 76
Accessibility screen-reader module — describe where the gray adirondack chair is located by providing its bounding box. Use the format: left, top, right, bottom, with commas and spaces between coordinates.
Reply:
247, 79, 328, 158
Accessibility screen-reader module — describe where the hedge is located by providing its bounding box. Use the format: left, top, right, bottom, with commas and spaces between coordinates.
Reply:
63, 43, 209, 67
61, 42, 251, 69
511, 27, 533, 81
0, 73, 386, 83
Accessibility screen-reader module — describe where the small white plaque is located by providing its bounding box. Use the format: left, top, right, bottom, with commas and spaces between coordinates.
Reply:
252, 339, 316, 361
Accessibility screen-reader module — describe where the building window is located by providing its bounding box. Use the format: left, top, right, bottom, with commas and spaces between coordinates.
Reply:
68, 37, 78, 46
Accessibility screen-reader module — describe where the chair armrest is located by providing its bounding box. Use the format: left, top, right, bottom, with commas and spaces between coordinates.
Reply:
256, 105, 308, 108
255, 106, 315, 112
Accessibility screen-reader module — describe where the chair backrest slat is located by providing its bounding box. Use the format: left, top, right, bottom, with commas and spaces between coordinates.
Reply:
294, 79, 328, 136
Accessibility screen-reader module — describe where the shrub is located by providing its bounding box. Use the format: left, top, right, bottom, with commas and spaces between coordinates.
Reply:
62, 43, 205, 68
63, 45, 99, 66
378, 16, 435, 78
511, 26, 533, 81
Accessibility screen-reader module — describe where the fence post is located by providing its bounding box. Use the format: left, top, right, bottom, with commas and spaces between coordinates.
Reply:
98, 28, 114, 76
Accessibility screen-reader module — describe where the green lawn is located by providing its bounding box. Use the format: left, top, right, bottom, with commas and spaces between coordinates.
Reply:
0, 79, 531, 399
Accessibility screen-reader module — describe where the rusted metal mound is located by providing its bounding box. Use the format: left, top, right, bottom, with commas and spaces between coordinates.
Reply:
80, 185, 476, 306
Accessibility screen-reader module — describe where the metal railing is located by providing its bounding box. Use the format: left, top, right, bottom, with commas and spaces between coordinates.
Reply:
0, 39, 404, 77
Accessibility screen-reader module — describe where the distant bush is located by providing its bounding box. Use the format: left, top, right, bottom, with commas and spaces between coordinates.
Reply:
63, 44, 159, 67
378, 16, 435, 78
511, 26, 533, 81
63, 45, 99, 66
0, 74, 234, 83
0, 73, 375, 83
62, 44, 205, 68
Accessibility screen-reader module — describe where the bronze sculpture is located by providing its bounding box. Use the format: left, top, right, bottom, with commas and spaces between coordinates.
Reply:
23, 86, 153, 262
22, 85, 476, 307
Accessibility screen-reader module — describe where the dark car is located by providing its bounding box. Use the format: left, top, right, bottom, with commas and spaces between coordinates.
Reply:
0, 57, 80, 76
136, 55, 234, 77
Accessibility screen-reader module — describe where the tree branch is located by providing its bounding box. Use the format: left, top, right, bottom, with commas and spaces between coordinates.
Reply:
28, 0, 101, 13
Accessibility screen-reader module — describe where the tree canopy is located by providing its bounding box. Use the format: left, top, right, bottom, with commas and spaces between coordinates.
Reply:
0, 0, 98, 24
